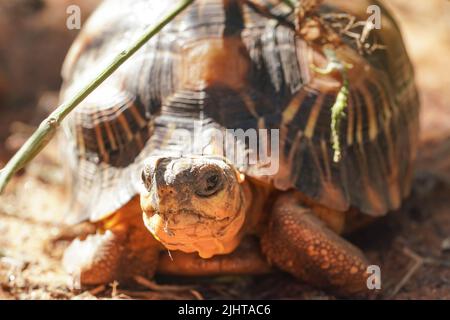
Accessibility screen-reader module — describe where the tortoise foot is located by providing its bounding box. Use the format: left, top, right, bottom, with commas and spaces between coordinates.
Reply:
44, 222, 97, 259
61, 222, 161, 286
62, 230, 126, 286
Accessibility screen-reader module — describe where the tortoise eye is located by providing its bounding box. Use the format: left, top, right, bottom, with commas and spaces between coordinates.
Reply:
195, 172, 223, 197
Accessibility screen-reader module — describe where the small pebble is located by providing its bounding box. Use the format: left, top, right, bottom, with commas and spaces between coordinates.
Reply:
441, 237, 450, 251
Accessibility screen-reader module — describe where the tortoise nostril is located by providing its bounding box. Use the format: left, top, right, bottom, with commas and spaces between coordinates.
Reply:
195, 172, 223, 197
205, 174, 220, 193
207, 174, 219, 188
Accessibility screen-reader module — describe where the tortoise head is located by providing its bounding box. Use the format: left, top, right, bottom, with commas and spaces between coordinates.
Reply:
140, 156, 246, 258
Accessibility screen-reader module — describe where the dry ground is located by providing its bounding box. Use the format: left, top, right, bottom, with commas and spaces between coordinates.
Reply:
0, 0, 449, 300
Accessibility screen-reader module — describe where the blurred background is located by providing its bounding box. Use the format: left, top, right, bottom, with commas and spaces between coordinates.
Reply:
0, 0, 449, 299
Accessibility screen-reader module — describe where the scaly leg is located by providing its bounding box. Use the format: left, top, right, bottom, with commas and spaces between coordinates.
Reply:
62, 219, 161, 286
261, 192, 370, 296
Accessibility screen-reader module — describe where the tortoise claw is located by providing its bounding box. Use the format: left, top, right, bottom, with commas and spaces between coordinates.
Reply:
44, 222, 97, 259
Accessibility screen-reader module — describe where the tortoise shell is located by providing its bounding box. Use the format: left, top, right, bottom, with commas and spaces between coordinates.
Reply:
60, 0, 419, 223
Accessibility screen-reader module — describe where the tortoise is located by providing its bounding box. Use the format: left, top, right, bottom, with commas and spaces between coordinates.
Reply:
56, 0, 419, 296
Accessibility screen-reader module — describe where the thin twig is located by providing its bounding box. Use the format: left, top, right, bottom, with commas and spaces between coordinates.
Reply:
134, 275, 195, 292
110, 281, 119, 298
281, 0, 297, 9
117, 290, 188, 300
0, 0, 195, 194
89, 285, 106, 296
388, 248, 424, 298
190, 289, 205, 300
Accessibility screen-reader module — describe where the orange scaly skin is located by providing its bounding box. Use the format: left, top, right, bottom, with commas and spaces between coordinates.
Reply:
61, 198, 161, 285
58, 177, 371, 296
58, 194, 272, 284
261, 192, 370, 296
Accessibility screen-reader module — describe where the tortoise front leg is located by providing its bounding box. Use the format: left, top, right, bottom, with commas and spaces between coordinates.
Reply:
261, 192, 370, 296
62, 222, 161, 286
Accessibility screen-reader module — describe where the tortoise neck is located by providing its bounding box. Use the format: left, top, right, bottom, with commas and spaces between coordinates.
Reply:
102, 196, 143, 230
241, 178, 273, 235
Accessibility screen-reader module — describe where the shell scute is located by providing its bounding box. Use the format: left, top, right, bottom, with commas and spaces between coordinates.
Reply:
60, 0, 419, 222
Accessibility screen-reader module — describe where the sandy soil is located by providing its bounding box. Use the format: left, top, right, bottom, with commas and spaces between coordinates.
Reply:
0, 0, 449, 300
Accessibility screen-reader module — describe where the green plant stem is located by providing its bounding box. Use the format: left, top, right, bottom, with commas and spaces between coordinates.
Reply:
330, 77, 349, 163
281, 0, 297, 9
311, 48, 351, 163
0, 0, 194, 194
